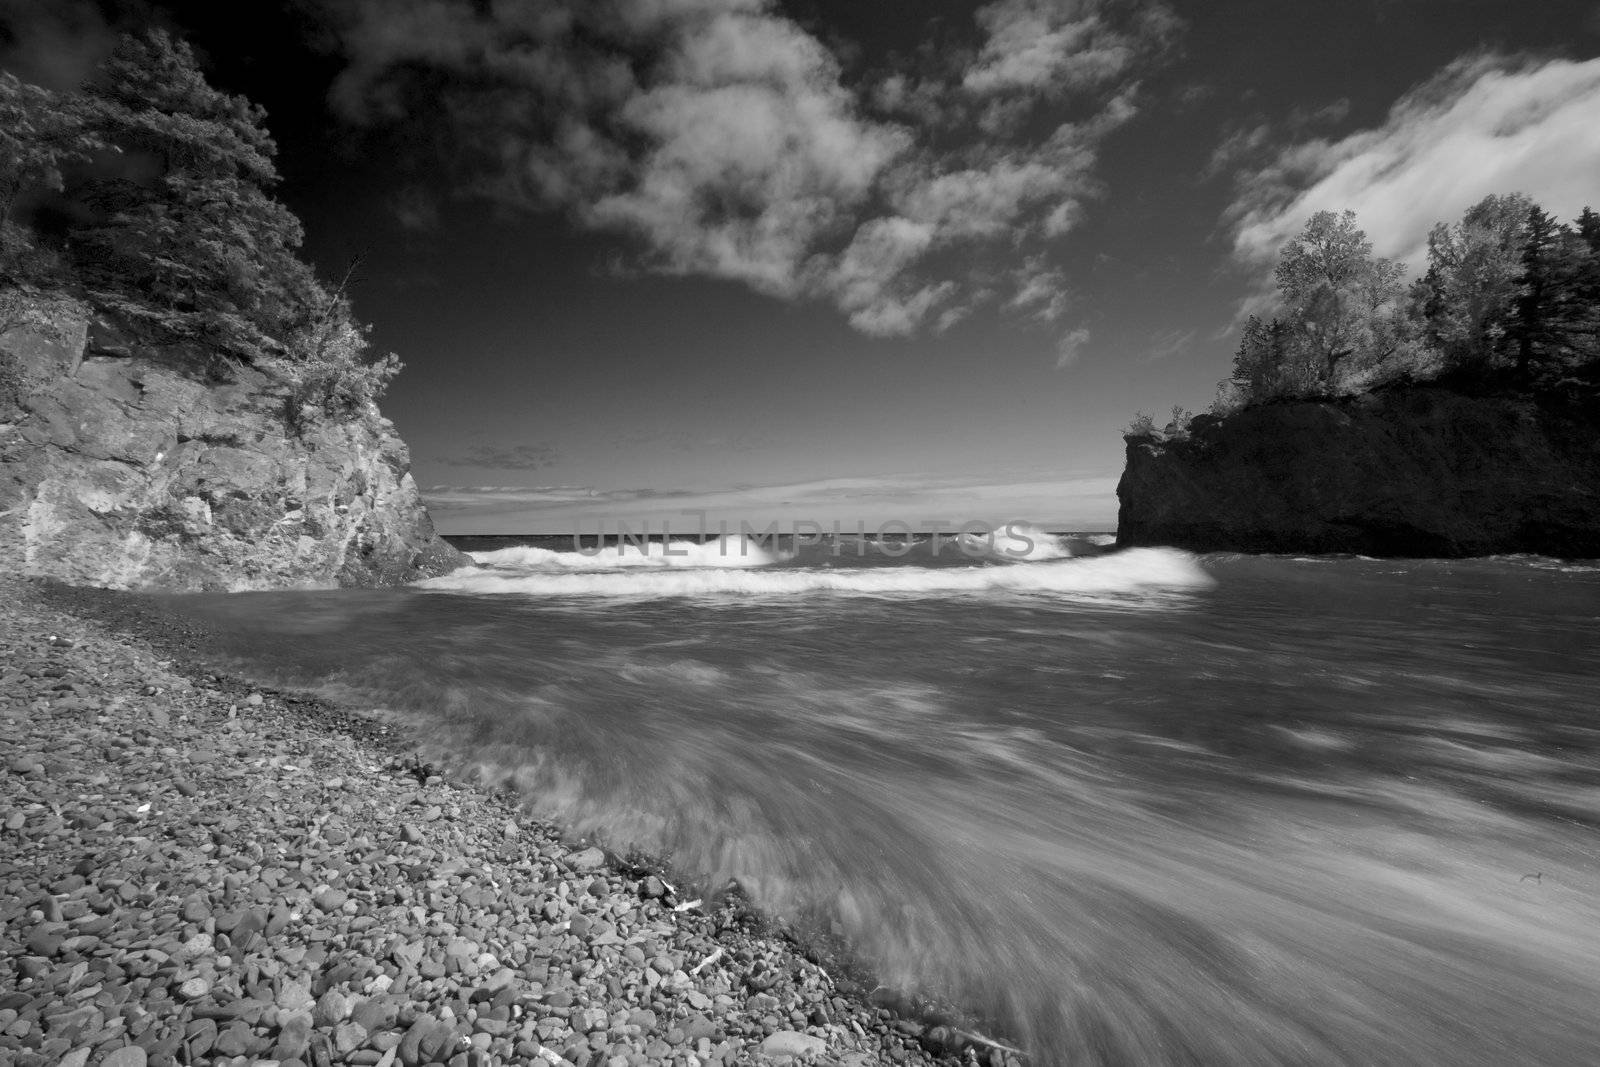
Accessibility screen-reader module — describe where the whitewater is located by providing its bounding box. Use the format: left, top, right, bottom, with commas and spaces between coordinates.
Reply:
141, 534, 1600, 1065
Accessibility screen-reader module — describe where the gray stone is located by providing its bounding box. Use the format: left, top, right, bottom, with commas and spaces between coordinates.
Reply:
568, 847, 605, 871
759, 1030, 827, 1060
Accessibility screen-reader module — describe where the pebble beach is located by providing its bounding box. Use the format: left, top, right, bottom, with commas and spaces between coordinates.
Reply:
0, 576, 994, 1067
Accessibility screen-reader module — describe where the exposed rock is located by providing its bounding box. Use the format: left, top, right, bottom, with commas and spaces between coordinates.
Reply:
1117, 386, 1600, 556
0, 296, 466, 590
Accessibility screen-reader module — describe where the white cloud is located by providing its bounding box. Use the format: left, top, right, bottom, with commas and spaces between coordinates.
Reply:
1007, 255, 1070, 323
1226, 55, 1600, 275
588, 76, 906, 295
1141, 327, 1196, 362
315, 0, 1174, 349
963, 0, 1168, 98
1054, 326, 1092, 368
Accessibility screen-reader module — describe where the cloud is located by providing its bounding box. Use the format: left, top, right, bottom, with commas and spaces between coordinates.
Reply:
391, 185, 440, 231
1006, 255, 1070, 323
308, 0, 1176, 353
0, 0, 117, 90
963, 0, 1179, 98
1141, 327, 1196, 362
438, 443, 561, 470
1223, 55, 1600, 277
1054, 326, 1091, 368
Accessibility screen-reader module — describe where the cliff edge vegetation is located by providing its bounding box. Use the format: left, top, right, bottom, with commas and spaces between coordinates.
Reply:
1119, 198, 1600, 556
0, 31, 465, 589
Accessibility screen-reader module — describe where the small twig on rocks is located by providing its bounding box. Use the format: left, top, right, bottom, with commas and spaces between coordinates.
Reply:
689, 946, 725, 975
673, 898, 702, 912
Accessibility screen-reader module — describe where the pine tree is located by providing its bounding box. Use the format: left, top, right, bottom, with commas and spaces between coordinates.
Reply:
0, 73, 98, 278
1577, 207, 1600, 257
1508, 204, 1563, 378
68, 30, 317, 361
1566, 207, 1600, 374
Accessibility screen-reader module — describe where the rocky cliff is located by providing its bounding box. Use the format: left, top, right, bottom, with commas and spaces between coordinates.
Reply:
1116, 385, 1600, 557
0, 294, 467, 590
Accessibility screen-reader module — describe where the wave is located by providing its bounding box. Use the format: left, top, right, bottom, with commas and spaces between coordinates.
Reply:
423, 547, 1213, 601
469, 534, 786, 570
961, 522, 1074, 562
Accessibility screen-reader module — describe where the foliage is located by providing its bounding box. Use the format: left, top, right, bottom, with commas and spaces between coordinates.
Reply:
0, 31, 398, 418
274, 288, 403, 424
67, 31, 317, 363
1269, 210, 1416, 394
1184, 195, 1600, 426
0, 73, 100, 285
1125, 411, 1158, 438
1410, 194, 1532, 375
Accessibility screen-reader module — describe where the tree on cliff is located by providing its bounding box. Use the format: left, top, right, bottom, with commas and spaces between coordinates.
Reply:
1274, 210, 1411, 390
1187, 198, 1600, 428
1503, 204, 1600, 381
1221, 212, 1414, 405
0, 73, 98, 276
1411, 193, 1533, 375
0, 32, 399, 415
1230, 314, 1311, 401
67, 31, 317, 363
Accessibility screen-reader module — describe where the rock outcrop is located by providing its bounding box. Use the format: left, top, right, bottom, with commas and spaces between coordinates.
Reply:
1116, 385, 1600, 557
0, 294, 467, 589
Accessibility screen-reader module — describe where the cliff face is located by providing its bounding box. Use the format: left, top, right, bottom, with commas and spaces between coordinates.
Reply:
0, 295, 468, 590
1117, 386, 1600, 557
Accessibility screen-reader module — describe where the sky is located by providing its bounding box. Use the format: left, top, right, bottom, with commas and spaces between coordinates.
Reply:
5, 0, 1600, 533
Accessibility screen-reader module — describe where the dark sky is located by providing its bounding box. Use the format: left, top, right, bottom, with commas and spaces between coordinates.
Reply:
6, 0, 1600, 531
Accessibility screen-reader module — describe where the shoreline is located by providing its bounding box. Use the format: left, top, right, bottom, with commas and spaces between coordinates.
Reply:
1, 575, 1012, 1067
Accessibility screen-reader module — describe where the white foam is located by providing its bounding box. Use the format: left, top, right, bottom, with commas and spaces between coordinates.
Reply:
423, 547, 1213, 601
470, 534, 785, 571
963, 522, 1074, 562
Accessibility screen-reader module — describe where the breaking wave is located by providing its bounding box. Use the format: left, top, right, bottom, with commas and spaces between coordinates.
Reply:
962, 521, 1074, 561
423, 546, 1212, 601
469, 534, 786, 570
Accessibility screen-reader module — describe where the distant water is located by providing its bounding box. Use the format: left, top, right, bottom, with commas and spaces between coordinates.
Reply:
143, 532, 1600, 1065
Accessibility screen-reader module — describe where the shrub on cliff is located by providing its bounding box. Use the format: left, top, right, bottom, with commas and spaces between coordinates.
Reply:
277, 283, 403, 424
0, 31, 398, 417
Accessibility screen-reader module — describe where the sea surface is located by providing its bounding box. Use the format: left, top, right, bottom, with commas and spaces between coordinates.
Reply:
144, 529, 1600, 1065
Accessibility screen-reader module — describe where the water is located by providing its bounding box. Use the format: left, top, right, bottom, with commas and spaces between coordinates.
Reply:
142, 533, 1600, 1065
